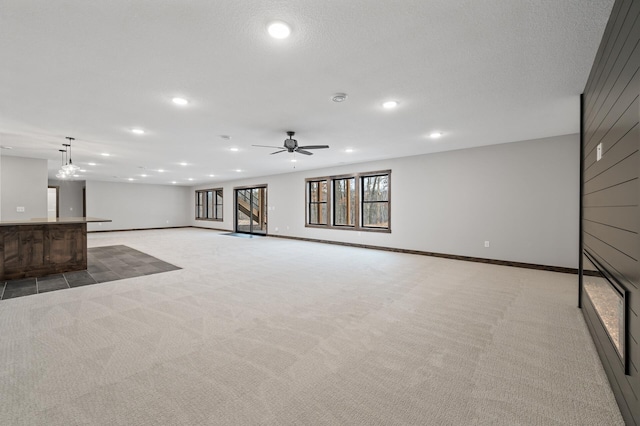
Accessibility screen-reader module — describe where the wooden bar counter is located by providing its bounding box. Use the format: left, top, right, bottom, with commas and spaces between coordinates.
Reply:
0, 217, 111, 280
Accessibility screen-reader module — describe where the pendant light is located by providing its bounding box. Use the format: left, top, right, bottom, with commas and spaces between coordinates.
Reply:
56, 149, 68, 179
61, 137, 80, 174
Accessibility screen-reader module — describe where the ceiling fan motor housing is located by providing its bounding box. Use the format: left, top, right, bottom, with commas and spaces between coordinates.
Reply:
284, 138, 297, 150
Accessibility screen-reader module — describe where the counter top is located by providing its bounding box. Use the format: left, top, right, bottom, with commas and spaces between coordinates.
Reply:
0, 217, 112, 227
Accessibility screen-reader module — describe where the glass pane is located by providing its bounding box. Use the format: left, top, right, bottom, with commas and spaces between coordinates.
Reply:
309, 203, 327, 225
310, 181, 319, 202
362, 202, 388, 228
320, 181, 327, 202
583, 254, 625, 360
362, 175, 389, 201
334, 178, 355, 226
236, 189, 251, 232
197, 192, 205, 218
216, 191, 223, 207
253, 188, 267, 234
215, 205, 223, 219
207, 191, 213, 219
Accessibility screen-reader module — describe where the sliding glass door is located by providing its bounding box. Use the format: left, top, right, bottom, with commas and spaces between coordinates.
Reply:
235, 186, 267, 235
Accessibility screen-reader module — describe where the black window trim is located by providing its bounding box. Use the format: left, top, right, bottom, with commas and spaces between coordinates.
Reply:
307, 179, 329, 226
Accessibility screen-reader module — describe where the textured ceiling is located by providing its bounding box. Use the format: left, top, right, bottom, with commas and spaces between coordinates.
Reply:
0, 0, 614, 185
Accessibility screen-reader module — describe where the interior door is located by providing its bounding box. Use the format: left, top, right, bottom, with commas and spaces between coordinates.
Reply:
235, 186, 267, 235
47, 186, 59, 219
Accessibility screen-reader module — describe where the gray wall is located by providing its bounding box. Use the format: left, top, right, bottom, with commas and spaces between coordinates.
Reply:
192, 134, 579, 269
86, 180, 191, 231
48, 179, 85, 217
0, 155, 48, 221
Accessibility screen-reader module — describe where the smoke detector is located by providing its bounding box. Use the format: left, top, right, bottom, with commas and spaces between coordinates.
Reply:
332, 93, 348, 103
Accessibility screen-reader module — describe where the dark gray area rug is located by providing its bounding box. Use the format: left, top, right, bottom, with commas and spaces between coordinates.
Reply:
0, 245, 180, 300
223, 232, 264, 238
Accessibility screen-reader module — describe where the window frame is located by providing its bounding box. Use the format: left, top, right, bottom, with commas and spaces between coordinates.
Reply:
360, 173, 390, 230
332, 176, 357, 228
307, 179, 329, 226
305, 170, 391, 233
195, 188, 223, 221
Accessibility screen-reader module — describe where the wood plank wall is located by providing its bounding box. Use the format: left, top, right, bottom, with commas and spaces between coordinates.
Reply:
582, 0, 640, 423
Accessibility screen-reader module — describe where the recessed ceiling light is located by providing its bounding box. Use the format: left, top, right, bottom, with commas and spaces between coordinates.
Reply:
141, 174, 147, 177
88, 162, 96, 166
235, 169, 242, 172
332, 93, 348, 102
172, 97, 189, 106
73, 174, 79, 177
179, 162, 188, 166
131, 128, 145, 135
80, 169, 87, 172
188, 178, 194, 181
268, 21, 291, 39
101, 153, 110, 157
158, 169, 165, 172
345, 148, 354, 153
128, 178, 134, 181
430, 131, 443, 139
291, 159, 297, 162
171, 181, 177, 184
230, 147, 239, 152
383, 101, 398, 109
209, 174, 215, 177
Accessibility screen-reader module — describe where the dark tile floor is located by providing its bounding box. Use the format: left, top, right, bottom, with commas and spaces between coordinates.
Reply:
224, 232, 265, 238
0, 245, 181, 300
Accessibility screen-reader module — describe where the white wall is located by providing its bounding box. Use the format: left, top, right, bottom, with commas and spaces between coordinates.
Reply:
0, 155, 48, 221
192, 134, 579, 268
85, 180, 191, 231
48, 179, 85, 217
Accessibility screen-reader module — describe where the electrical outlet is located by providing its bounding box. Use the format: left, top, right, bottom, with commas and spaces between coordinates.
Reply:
484, 241, 490, 248
16, 206, 25, 212
596, 143, 603, 161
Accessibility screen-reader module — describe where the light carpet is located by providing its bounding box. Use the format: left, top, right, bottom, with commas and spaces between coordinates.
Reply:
0, 228, 623, 425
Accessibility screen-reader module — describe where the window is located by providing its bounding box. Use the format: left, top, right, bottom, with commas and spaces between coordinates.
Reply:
361, 174, 389, 228
308, 180, 328, 225
333, 177, 356, 226
305, 170, 390, 232
195, 188, 223, 220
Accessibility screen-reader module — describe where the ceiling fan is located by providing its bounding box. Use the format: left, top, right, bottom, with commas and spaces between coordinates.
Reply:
252, 131, 329, 155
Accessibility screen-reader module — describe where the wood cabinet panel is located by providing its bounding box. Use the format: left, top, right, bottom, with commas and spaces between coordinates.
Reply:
0, 223, 87, 280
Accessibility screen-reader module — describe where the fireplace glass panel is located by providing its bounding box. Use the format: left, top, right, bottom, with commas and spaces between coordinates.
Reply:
583, 253, 625, 362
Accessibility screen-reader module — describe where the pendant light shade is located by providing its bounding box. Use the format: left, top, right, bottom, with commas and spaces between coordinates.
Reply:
61, 137, 80, 173
56, 149, 69, 179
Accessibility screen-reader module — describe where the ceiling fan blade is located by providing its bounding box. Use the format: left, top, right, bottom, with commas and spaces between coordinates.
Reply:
252, 144, 283, 149
270, 149, 286, 155
297, 145, 329, 150
296, 149, 313, 155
